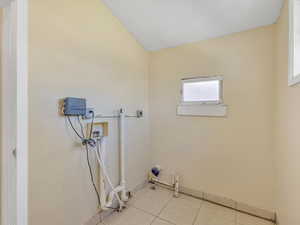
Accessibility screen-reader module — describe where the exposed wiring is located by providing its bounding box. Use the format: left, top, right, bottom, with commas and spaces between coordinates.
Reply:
77, 116, 85, 138
68, 113, 122, 210
82, 112, 101, 207
85, 144, 101, 207
67, 113, 101, 207
67, 116, 84, 141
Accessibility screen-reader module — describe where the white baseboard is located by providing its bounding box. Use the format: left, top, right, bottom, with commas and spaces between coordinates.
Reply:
147, 181, 276, 223
179, 186, 276, 223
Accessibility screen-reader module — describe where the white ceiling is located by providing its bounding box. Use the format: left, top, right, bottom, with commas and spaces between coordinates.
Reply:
102, 0, 284, 51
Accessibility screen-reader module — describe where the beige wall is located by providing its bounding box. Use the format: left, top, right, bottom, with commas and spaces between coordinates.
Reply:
149, 26, 276, 211
29, 0, 150, 225
0, 8, 3, 221
275, 1, 300, 224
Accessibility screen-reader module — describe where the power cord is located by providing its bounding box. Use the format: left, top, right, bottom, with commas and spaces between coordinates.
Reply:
77, 116, 85, 138
85, 144, 101, 207
67, 116, 84, 141
67, 114, 101, 207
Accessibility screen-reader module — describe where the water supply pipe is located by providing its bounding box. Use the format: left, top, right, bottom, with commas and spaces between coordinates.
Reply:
89, 108, 142, 211
95, 138, 124, 210
94, 108, 129, 211
119, 108, 128, 202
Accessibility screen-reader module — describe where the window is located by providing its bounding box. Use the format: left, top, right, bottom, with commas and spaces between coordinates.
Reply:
178, 76, 227, 117
181, 76, 223, 104
289, 0, 300, 85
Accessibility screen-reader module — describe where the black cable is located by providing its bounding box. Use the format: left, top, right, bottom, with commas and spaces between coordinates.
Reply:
85, 144, 101, 207
76, 113, 101, 207
67, 113, 101, 207
67, 116, 84, 140
77, 116, 85, 138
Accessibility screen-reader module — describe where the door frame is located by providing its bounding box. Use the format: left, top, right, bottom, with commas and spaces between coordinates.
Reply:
1, 0, 28, 225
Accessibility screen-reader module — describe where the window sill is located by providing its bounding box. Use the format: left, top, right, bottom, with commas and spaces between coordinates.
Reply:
177, 104, 227, 117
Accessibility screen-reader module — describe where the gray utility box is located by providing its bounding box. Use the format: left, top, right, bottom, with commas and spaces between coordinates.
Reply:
63, 97, 86, 116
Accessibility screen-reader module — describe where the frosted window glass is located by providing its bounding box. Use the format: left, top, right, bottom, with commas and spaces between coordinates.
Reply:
294, 0, 300, 77
183, 80, 220, 102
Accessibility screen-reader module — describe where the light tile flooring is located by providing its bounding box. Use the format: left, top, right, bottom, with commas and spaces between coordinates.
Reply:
101, 185, 275, 225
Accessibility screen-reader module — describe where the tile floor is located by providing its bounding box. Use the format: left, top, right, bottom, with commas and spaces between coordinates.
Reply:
100, 185, 275, 225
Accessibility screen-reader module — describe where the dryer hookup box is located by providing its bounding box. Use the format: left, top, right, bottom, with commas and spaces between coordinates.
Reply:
63, 97, 86, 116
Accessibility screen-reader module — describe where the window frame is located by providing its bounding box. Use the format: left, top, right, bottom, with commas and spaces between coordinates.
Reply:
181, 76, 223, 105
289, 0, 300, 86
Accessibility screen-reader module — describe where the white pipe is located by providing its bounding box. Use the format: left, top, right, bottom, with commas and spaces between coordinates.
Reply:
93, 108, 129, 211
150, 177, 173, 187
149, 175, 180, 198
98, 138, 109, 210
106, 185, 124, 207
119, 108, 128, 202
95, 138, 124, 210
98, 144, 107, 208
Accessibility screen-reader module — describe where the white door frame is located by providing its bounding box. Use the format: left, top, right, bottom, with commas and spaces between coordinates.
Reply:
1, 0, 28, 225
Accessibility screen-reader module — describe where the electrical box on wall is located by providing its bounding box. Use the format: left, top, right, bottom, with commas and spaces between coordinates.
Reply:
87, 122, 109, 138
63, 97, 86, 116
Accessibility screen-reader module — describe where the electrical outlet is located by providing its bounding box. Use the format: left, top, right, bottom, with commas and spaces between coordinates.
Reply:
88, 122, 109, 138
92, 125, 104, 138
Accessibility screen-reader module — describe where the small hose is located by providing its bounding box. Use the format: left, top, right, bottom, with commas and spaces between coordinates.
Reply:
95, 138, 123, 206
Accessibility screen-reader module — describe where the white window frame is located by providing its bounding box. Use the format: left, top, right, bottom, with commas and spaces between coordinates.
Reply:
288, 0, 300, 86
181, 75, 223, 105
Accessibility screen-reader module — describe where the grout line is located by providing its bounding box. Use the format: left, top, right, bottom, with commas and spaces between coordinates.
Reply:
100, 184, 275, 225
156, 217, 177, 225
131, 205, 158, 217
158, 184, 275, 224
158, 194, 173, 215
153, 187, 175, 225
191, 201, 204, 225
149, 214, 157, 225
130, 185, 175, 225
181, 192, 274, 223
157, 182, 275, 223
149, 198, 174, 225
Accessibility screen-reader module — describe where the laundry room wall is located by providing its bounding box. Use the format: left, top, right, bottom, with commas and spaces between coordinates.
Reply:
149, 25, 276, 212
28, 0, 150, 225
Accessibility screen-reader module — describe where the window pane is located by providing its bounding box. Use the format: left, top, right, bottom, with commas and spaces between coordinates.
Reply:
294, 0, 300, 76
183, 80, 220, 102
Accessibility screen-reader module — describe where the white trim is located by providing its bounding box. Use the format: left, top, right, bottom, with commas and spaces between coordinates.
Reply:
16, 0, 28, 224
182, 75, 224, 82
181, 76, 224, 105
1, 4, 16, 225
178, 186, 276, 222
288, 0, 300, 86
1, 0, 28, 225
177, 104, 227, 117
